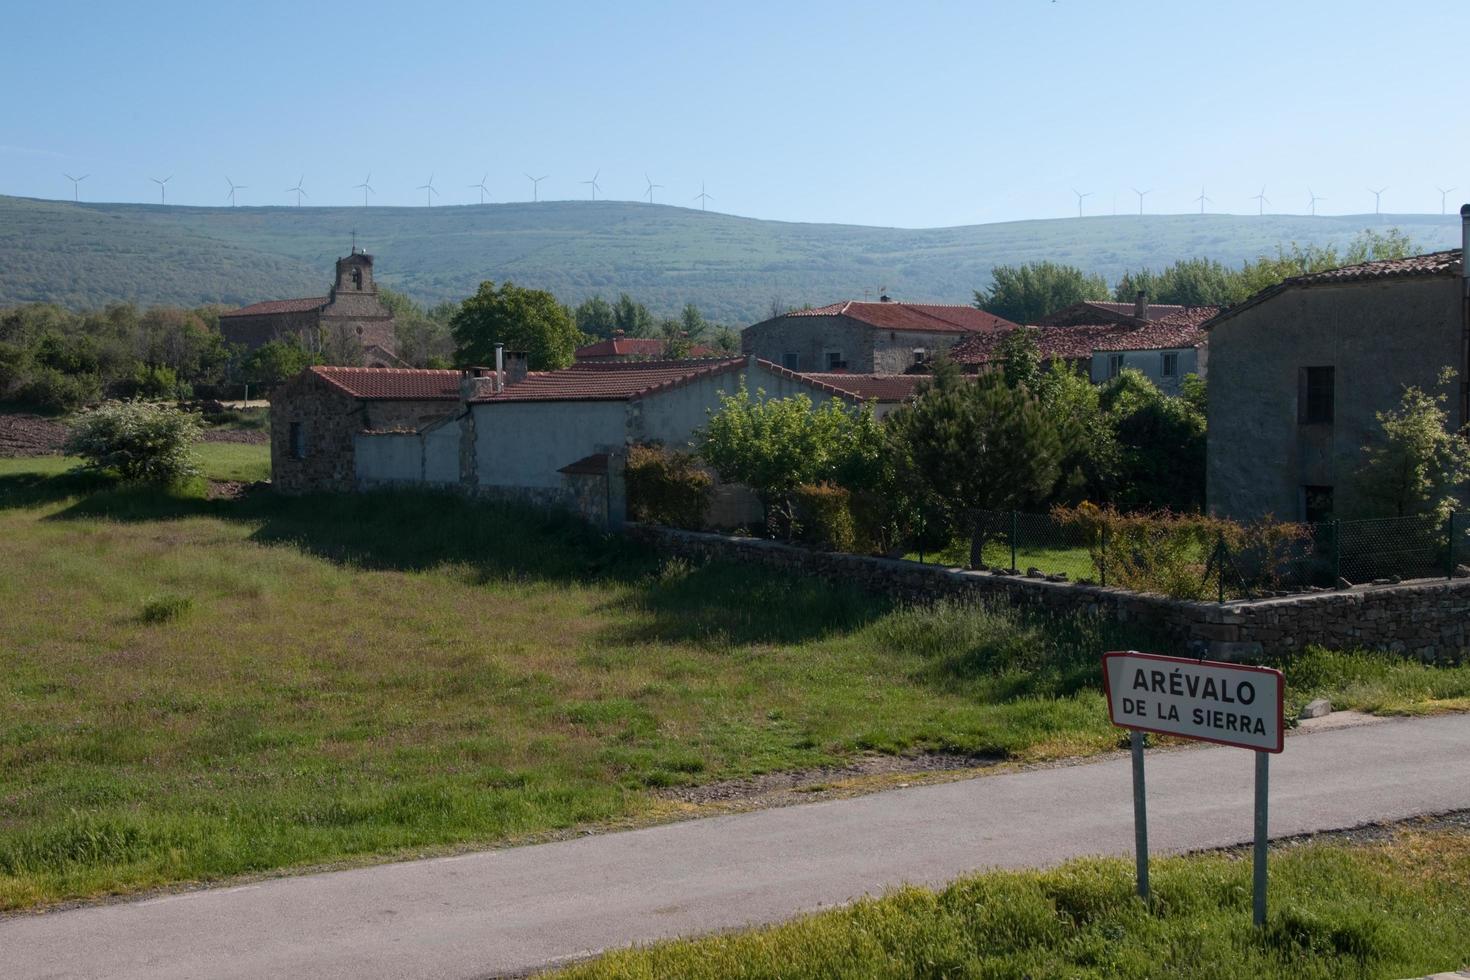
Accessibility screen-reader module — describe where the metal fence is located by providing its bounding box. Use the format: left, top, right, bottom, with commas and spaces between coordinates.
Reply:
914, 508, 1469, 603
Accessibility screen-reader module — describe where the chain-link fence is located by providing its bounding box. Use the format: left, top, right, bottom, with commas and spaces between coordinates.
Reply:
913, 508, 1469, 602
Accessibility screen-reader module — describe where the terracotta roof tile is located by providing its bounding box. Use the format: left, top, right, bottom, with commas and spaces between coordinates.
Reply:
310, 366, 464, 400
950, 325, 1133, 365
574, 337, 718, 358
1090, 307, 1218, 352
220, 296, 327, 318
473, 358, 749, 403
783, 301, 1017, 334
799, 372, 923, 403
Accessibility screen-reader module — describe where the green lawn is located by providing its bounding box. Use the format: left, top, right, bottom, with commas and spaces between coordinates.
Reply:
2, 448, 1468, 910
555, 828, 1470, 979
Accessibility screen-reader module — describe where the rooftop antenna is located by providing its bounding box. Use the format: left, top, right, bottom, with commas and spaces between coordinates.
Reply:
63, 172, 88, 202
353, 172, 374, 206
1436, 185, 1456, 215
693, 180, 712, 211
1194, 186, 1211, 214
1308, 188, 1325, 216
1132, 187, 1151, 215
1368, 186, 1386, 218
286, 175, 307, 207
1251, 185, 1269, 216
417, 174, 438, 207
150, 175, 172, 205
644, 173, 663, 204
525, 173, 547, 202
468, 173, 491, 205
225, 176, 247, 207
581, 170, 601, 201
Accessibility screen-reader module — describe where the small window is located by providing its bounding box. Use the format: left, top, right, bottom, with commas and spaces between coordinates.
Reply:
289, 421, 306, 460
782, 352, 801, 371
1160, 352, 1179, 378
912, 348, 928, 367
1299, 366, 1334, 424
825, 351, 845, 370
1107, 354, 1124, 379
1303, 485, 1334, 523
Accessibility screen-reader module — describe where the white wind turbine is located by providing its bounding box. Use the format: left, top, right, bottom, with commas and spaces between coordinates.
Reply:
1308, 189, 1325, 216
1368, 186, 1387, 217
525, 173, 547, 202
353, 173, 375, 206
469, 173, 492, 204
225, 176, 247, 207
417, 174, 439, 207
1436, 186, 1456, 215
151, 175, 172, 205
63, 173, 89, 202
1194, 186, 1211, 214
286, 176, 308, 206
644, 173, 663, 204
1132, 187, 1151, 215
693, 180, 713, 211
1251, 185, 1270, 216
581, 170, 601, 200
1071, 188, 1091, 217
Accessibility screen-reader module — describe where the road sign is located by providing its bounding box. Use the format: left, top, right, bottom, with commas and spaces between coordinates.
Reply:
1102, 650, 1284, 753
1102, 650, 1284, 927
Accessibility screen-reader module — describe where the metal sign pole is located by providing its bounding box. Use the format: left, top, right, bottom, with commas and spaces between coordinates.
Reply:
1130, 729, 1150, 903
1253, 750, 1269, 927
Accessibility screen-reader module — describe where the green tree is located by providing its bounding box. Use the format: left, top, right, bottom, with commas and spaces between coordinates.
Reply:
1099, 369, 1206, 512
450, 281, 582, 371
1114, 258, 1245, 307
1032, 359, 1118, 503
996, 328, 1041, 391
680, 303, 708, 340
613, 293, 653, 337
1356, 370, 1470, 520
974, 261, 1109, 324
658, 318, 692, 359
710, 326, 740, 353
574, 295, 618, 338
241, 339, 319, 386
63, 400, 204, 484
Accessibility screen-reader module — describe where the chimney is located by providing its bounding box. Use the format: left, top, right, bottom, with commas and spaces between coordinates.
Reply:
503, 351, 530, 385
1134, 290, 1148, 319
495, 344, 505, 394
879, 293, 892, 303
613, 328, 625, 338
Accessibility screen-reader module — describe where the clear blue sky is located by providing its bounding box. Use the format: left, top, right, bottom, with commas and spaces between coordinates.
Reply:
4, 0, 1467, 227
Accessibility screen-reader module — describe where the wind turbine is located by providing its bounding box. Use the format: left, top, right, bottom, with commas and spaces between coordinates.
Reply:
151, 175, 172, 205
581, 170, 601, 201
1132, 187, 1151, 215
353, 173, 374, 206
693, 180, 713, 211
1308, 189, 1325, 216
1436, 186, 1456, 215
644, 173, 663, 204
417, 174, 438, 207
468, 173, 492, 204
225, 176, 247, 206
286, 176, 307, 206
1194, 186, 1211, 214
63, 173, 88, 202
525, 173, 547, 202
1071, 188, 1091, 217
1368, 186, 1387, 217
1251, 185, 1270, 216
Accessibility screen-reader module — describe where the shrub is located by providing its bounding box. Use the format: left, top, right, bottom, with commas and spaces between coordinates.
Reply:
16, 366, 101, 413
139, 594, 193, 624
625, 444, 712, 529
792, 483, 859, 552
64, 400, 204, 484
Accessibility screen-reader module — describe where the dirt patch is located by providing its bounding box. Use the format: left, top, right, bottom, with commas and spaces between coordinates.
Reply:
657, 752, 1004, 809
201, 427, 269, 445
206, 480, 268, 501
0, 414, 68, 456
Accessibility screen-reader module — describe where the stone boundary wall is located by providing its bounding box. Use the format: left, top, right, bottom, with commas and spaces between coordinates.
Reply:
628, 525, 1470, 663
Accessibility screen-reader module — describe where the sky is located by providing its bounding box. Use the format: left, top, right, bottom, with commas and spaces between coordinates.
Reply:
3, 0, 1467, 228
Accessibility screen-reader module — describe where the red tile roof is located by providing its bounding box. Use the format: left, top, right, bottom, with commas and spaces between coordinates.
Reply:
574, 337, 718, 359
309, 366, 464, 400
950, 325, 1134, 365
783, 301, 1017, 334
219, 296, 327, 318
473, 358, 750, 403
799, 372, 924, 403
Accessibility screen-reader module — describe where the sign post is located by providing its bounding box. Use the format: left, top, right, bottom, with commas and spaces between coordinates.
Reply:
1102, 651, 1284, 926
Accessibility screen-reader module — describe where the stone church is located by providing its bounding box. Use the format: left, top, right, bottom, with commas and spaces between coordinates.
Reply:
218, 248, 401, 366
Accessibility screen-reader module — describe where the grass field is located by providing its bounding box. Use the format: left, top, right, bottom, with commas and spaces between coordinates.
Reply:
555, 827, 1470, 979
3, 446, 1469, 910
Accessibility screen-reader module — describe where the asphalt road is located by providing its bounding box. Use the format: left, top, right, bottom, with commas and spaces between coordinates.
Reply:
6, 713, 1468, 979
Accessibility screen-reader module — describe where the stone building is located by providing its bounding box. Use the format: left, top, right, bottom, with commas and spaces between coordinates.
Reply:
742, 299, 1016, 374
1206, 221, 1468, 522
1037, 293, 1192, 327
574, 333, 717, 362
219, 248, 400, 366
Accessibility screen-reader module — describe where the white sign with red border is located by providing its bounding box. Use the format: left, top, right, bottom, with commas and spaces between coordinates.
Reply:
1102, 651, 1284, 753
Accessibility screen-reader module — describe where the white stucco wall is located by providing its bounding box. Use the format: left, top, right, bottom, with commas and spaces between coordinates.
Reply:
1089, 347, 1200, 394
471, 400, 628, 489
423, 418, 462, 484
354, 433, 423, 484
631, 363, 848, 449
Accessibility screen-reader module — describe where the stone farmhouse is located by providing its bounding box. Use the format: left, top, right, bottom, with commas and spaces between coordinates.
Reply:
1207, 212, 1468, 523
271, 355, 894, 524
219, 248, 400, 367
742, 299, 1017, 374
574, 334, 717, 362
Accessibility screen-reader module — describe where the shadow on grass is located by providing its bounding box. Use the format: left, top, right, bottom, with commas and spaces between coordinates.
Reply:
0, 470, 116, 509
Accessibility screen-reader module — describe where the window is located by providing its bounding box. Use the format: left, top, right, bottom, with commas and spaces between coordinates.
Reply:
1299, 366, 1335, 424
289, 421, 306, 460
782, 352, 801, 371
1160, 352, 1179, 378
912, 348, 928, 367
824, 351, 845, 370
1107, 354, 1124, 379
1303, 485, 1334, 524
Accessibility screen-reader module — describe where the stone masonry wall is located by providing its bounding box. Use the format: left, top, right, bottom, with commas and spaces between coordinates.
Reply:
629, 525, 1470, 663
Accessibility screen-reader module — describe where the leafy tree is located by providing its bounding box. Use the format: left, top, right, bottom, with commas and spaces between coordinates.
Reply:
657, 318, 692, 359
1114, 258, 1244, 307
887, 361, 1062, 567
381, 286, 455, 367
1356, 370, 1470, 520
710, 326, 740, 353
680, 303, 708, 339
451, 281, 582, 371
63, 400, 203, 484
974, 261, 1109, 324
996, 328, 1041, 391
1099, 369, 1206, 512
1032, 359, 1117, 504
574, 295, 618, 339
241, 339, 319, 386
613, 293, 654, 337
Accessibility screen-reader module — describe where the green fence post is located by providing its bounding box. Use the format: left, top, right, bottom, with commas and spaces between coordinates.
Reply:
1011, 510, 1018, 572
1448, 511, 1457, 581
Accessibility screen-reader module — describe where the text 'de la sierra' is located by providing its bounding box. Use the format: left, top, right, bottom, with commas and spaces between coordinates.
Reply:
1102, 651, 1284, 753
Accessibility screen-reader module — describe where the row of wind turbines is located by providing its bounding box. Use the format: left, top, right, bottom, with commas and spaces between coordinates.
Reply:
61, 172, 717, 210
1069, 185, 1461, 218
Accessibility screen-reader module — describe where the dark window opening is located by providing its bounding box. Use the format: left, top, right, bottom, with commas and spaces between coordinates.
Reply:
1161, 352, 1178, 378
289, 421, 306, 460
1303, 485, 1334, 523
1299, 366, 1335, 424
782, 352, 800, 371
825, 351, 845, 370
1107, 353, 1124, 379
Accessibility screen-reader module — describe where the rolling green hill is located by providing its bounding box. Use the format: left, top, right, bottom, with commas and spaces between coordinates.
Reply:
0, 194, 1459, 323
